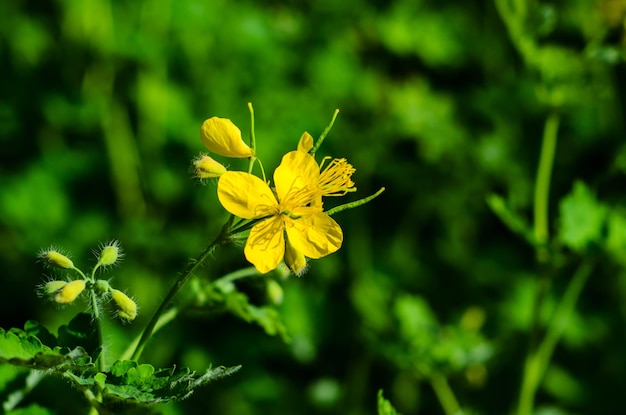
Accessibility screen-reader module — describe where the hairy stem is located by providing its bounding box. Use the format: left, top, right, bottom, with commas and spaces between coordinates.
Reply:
131, 224, 230, 361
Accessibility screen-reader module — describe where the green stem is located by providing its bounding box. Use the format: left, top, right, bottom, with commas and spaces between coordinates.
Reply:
326, 187, 385, 216
72, 266, 106, 371
430, 374, 463, 415
215, 266, 259, 285
516, 259, 594, 415
121, 267, 259, 361
130, 223, 231, 361
89, 288, 106, 371
311, 109, 339, 155
533, 111, 560, 261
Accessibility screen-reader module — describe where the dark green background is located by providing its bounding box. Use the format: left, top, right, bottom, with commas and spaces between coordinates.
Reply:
1, 0, 626, 414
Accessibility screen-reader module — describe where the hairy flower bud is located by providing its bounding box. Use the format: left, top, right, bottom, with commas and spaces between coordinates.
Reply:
42, 280, 68, 295
98, 240, 122, 267
193, 154, 227, 179
54, 279, 86, 304
285, 242, 307, 277
111, 289, 137, 321
200, 117, 253, 158
39, 249, 74, 270
95, 279, 111, 294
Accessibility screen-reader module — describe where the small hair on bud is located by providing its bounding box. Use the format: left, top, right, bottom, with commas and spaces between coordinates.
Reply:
193, 154, 227, 179
284, 242, 308, 277
97, 240, 123, 267
38, 248, 75, 270
39, 280, 68, 297
111, 289, 137, 321
54, 279, 86, 304
95, 279, 111, 294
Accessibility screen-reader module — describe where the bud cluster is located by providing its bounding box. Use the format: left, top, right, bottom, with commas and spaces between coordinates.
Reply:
37, 242, 137, 322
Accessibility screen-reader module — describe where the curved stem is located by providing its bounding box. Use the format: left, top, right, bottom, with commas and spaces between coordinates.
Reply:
311, 109, 339, 155
215, 266, 260, 285
430, 374, 463, 415
130, 223, 231, 361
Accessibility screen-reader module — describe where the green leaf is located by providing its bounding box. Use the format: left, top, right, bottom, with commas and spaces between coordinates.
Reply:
66, 360, 241, 406
0, 324, 93, 371
206, 281, 290, 342
6, 404, 55, 415
377, 389, 401, 415
558, 181, 607, 252
57, 313, 100, 357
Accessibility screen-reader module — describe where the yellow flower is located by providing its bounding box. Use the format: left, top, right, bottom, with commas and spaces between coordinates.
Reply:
218, 150, 345, 273
296, 131, 356, 198
200, 117, 253, 158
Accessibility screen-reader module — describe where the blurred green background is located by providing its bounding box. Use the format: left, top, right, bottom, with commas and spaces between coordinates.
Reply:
1, 0, 626, 414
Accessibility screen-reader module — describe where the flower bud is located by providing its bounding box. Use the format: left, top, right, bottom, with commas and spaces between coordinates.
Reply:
98, 240, 122, 267
54, 279, 86, 304
111, 289, 137, 321
43, 280, 68, 295
39, 249, 74, 270
95, 279, 111, 294
200, 117, 253, 158
285, 242, 307, 277
297, 132, 314, 153
193, 154, 227, 179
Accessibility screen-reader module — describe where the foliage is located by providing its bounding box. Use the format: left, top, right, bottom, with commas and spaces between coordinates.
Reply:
1, 0, 626, 414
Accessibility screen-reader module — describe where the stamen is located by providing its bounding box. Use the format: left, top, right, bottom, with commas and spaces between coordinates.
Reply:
319, 157, 356, 196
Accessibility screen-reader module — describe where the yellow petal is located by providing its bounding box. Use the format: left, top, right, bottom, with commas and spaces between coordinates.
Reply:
245, 216, 285, 273
297, 132, 314, 153
200, 117, 253, 158
285, 213, 342, 259
218, 172, 278, 219
274, 151, 319, 203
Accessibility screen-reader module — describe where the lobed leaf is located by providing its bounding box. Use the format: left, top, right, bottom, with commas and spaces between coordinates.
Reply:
66, 360, 241, 406
0, 324, 93, 371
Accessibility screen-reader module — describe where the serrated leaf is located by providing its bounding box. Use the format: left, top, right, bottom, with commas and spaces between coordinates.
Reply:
6, 404, 55, 415
23, 321, 57, 348
212, 282, 290, 342
66, 360, 242, 406
0, 324, 93, 371
377, 390, 401, 415
57, 313, 99, 357
558, 181, 607, 252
